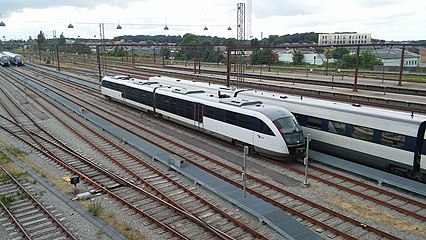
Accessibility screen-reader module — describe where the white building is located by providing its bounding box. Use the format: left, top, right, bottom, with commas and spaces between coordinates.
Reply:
376, 48, 420, 67
318, 32, 371, 45
278, 52, 335, 65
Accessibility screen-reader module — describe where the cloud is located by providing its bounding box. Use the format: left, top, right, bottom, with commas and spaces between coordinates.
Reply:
0, 0, 142, 17
254, 0, 321, 19
1, 0, 424, 41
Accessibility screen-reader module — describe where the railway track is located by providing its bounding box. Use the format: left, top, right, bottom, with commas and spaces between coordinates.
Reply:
28, 59, 426, 114
272, 159, 426, 221
5, 65, 421, 239
0, 165, 77, 240
41, 56, 426, 98
1, 68, 270, 238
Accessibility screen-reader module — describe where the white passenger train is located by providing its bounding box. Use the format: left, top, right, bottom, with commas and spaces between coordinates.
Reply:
2, 51, 24, 66
101, 75, 306, 159
149, 76, 426, 182
0, 53, 9, 67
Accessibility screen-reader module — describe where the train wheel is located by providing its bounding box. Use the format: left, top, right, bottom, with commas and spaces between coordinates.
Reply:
249, 145, 258, 156
233, 140, 256, 155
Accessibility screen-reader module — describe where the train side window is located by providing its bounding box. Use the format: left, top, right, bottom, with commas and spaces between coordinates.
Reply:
352, 126, 374, 142
204, 106, 213, 118
296, 114, 307, 126
226, 111, 237, 125
184, 101, 194, 119
214, 109, 226, 121
238, 115, 250, 129
256, 119, 274, 135
328, 120, 346, 135
381, 131, 405, 149
306, 116, 322, 129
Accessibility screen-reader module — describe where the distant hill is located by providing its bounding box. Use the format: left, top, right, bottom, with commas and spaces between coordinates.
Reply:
113, 33, 422, 46
266, 32, 318, 46
113, 32, 319, 46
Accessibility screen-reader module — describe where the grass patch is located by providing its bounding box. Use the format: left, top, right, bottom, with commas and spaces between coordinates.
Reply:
0, 174, 11, 182
80, 199, 147, 240
4, 146, 27, 158
326, 193, 426, 237
17, 190, 28, 200
0, 150, 12, 164
88, 200, 103, 216
0, 195, 15, 206
100, 210, 147, 240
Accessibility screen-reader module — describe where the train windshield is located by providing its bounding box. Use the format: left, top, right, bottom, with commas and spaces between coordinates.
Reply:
273, 116, 302, 134
273, 116, 304, 147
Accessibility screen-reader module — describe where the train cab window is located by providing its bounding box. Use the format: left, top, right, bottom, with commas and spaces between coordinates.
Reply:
423, 131, 426, 154
423, 141, 426, 155
273, 117, 302, 134
352, 126, 374, 142
306, 116, 322, 129
381, 131, 405, 149
328, 121, 346, 135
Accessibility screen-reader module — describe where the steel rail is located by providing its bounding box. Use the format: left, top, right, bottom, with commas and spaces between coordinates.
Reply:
12, 61, 268, 239
0, 165, 78, 239
1, 70, 244, 240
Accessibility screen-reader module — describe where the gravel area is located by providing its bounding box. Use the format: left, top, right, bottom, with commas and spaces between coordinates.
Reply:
0, 136, 114, 240
2, 70, 425, 240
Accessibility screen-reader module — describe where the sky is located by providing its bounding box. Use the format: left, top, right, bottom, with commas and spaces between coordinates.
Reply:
0, 0, 425, 41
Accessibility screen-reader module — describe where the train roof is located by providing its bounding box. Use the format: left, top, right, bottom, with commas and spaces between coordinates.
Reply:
147, 76, 426, 123
2, 51, 22, 57
102, 75, 294, 119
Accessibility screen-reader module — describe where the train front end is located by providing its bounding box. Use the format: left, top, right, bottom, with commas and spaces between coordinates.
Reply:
273, 115, 306, 158
259, 106, 305, 159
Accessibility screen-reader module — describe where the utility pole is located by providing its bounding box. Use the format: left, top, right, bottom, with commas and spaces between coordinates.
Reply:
353, 45, 360, 92
398, 44, 405, 86
236, 2, 246, 88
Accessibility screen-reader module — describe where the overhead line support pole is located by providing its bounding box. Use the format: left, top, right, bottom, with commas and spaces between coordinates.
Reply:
226, 46, 231, 87
353, 45, 360, 92
398, 44, 405, 86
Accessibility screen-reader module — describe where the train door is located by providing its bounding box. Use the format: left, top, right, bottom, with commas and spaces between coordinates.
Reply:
121, 84, 126, 100
413, 120, 426, 174
194, 103, 203, 128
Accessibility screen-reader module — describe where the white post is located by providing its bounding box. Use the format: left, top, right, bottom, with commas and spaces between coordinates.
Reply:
303, 134, 311, 186
242, 146, 248, 197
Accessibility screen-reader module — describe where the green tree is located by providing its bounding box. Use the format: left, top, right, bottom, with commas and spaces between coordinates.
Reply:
339, 53, 356, 68
176, 33, 200, 61
360, 49, 383, 69
36, 30, 46, 60
58, 32, 66, 45
251, 48, 273, 65
250, 38, 260, 46
199, 39, 215, 62
160, 46, 171, 59
332, 48, 350, 66
223, 38, 238, 46
112, 46, 126, 57
292, 50, 304, 65
37, 30, 46, 50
